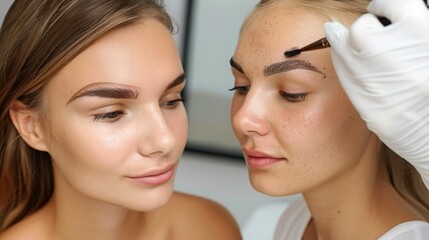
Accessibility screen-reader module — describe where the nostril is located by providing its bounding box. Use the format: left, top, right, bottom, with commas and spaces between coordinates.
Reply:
233, 109, 269, 137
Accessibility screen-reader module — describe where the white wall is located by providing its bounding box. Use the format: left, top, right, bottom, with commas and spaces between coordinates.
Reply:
164, 0, 188, 56
0, 0, 14, 24
186, 0, 258, 154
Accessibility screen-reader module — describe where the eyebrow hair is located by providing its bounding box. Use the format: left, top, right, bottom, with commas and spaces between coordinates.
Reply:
166, 73, 186, 90
230, 58, 245, 75
67, 73, 186, 104
230, 57, 324, 77
67, 87, 139, 104
264, 60, 324, 77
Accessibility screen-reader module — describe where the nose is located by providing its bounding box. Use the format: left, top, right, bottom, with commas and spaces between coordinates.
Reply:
137, 106, 176, 157
231, 91, 270, 137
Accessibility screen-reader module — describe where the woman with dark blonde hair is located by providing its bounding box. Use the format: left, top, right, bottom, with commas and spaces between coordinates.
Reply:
230, 0, 429, 239
0, 0, 241, 239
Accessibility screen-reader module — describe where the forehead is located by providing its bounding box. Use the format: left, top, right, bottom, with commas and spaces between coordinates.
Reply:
235, 6, 326, 65
45, 20, 182, 104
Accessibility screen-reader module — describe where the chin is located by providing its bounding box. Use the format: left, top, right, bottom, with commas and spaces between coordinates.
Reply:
121, 183, 175, 212
249, 174, 298, 197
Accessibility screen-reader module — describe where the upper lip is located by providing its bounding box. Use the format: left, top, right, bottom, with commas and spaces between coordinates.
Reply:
243, 148, 282, 159
127, 164, 175, 178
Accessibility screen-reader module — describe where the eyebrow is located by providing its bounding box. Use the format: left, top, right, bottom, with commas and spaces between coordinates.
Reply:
230, 57, 324, 77
230, 58, 245, 75
166, 73, 186, 90
264, 60, 324, 77
67, 87, 139, 104
67, 73, 186, 104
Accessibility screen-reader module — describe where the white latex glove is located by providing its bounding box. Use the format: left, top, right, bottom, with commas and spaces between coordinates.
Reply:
324, 0, 429, 189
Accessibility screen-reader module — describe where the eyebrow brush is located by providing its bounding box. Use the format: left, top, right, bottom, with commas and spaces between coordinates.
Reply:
284, 37, 330, 58
284, 17, 392, 58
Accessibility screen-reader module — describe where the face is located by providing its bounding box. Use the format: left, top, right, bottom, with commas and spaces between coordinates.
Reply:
40, 19, 187, 211
230, 6, 374, 196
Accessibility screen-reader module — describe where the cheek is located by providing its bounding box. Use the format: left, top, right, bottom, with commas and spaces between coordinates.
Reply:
279, 92, 369, 173
45, 108, 132, 172
279, 88, 360, 148
230, 96, 246, 142
167, 108, 188, 148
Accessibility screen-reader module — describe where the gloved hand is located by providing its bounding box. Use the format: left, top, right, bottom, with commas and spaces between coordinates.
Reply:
324, 0, 429, 189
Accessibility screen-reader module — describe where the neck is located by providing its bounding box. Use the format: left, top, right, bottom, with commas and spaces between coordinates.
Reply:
41, 166, 163, 240
46, 189, 146, 240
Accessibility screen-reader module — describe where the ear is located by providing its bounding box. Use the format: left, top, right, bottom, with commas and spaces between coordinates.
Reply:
9, 101, 49, 152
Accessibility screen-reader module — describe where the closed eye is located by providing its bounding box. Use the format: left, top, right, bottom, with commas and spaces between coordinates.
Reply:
280, 92, 308, 102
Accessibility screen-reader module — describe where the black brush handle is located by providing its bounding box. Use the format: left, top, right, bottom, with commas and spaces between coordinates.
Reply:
377, 17, 391, 26
377, 0, 428, 26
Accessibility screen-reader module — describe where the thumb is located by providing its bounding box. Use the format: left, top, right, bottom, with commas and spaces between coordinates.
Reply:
324, 22, 363, 102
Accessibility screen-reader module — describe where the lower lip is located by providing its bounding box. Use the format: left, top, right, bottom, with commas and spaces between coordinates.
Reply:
128, 167, 174, 186
246, 156, 284, 169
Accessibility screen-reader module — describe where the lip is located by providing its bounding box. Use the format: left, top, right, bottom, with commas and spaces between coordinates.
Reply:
127, 165, 175, 186
243, 148, 285, 169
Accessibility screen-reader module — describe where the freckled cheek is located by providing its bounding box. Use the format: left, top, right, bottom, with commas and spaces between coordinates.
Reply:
277, 107, 325, 142
284, 99, 364, 158
276, 99, 347, 160
276, 108, 343, 182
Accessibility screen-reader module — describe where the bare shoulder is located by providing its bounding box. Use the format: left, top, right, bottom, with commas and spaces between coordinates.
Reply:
165, 191, 242, 240
0, 214, 48, 240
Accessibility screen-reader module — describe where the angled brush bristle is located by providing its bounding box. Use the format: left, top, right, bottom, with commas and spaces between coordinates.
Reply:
284, 49, 301, 58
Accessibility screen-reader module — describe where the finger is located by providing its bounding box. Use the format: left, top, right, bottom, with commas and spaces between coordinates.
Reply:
324, 23, 365, 99
324, 21, 352, 55
348, 14, 386, 52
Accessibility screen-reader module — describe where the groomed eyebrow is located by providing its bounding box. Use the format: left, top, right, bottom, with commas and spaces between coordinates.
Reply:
230, 58, 245, 75
166, 73, 186, 90
264, 60, 324, 77
230, 57, 324, 77
67, 86, 139, 104
67, 73, 186, 104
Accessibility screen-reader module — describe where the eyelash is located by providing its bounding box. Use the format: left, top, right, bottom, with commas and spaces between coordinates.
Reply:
228, 86, 249, 95
279, 92, 308, 102
93, 111, 124, 122
161, 99, 185, 108
91, 99, 184, 123
229, 86, 308, 103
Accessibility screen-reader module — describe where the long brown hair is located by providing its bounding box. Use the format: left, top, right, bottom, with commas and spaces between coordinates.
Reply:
0, 0, 173, 231
245, 0, 429, 220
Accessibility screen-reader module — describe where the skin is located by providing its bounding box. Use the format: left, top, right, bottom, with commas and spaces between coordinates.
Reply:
4, 19, 241, 240
230, 5, 423, 240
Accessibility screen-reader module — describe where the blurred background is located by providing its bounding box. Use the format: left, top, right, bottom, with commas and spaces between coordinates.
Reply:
1, 0, 295, 237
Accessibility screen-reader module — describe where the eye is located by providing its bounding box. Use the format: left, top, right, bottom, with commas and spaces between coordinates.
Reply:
229, 86, 250, 95
161, 99, 184, 108
92, 111, 124, 122
280, 92, 308, 102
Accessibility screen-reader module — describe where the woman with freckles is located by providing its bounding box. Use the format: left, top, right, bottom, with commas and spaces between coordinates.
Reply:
230, 0, 429, 239
0, 0, 241, 239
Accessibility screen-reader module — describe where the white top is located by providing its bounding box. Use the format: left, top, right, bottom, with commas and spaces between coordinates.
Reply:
274, 195, 429, 240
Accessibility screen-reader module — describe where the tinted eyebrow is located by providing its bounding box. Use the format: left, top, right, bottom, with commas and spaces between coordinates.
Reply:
230, 58, 245, 75
67, 73, 186, 104
166, 73, 186, 90
67, 87, 139, 104
264, 60, 324, 77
